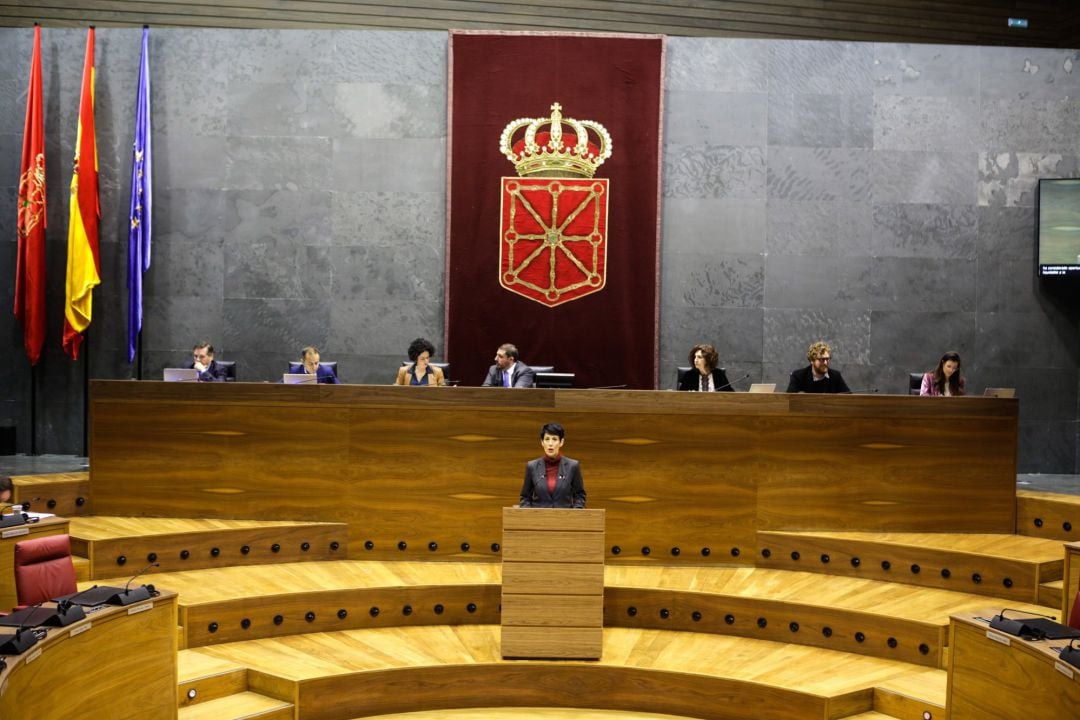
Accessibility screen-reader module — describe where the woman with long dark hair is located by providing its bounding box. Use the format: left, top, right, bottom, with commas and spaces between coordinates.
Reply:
920, 351, 965, 396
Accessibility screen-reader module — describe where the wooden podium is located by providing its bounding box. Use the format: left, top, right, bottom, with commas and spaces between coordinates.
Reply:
500, 507, 605, 659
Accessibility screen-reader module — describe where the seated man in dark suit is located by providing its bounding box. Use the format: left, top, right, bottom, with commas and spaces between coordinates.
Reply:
481, 343, 536, 388
295, 346, 340, 384
786, 340, 851, 393
519, 422, 586, 508
187, 341, 228, 382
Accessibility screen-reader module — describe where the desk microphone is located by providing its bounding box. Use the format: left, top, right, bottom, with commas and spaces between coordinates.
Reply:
0, 503, 27, 529
716, 372, 752, 392
846, 387, 879, 395
587, 384, 627, 390
0, 624, 41, 655
107, 561, 160, 606
989, 608, 1058, 639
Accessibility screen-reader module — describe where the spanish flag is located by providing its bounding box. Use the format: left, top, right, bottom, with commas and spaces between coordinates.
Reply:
15, 24, 47, 366
63, 27, 100, 360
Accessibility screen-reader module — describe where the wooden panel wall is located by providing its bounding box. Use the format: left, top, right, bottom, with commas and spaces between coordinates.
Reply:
89, 381, 1019, 561
1, 0, 1077, 48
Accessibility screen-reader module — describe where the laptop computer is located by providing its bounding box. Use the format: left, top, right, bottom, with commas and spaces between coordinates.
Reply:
282, 373, 318, 385
983, 387, 1016, 398
163, 368, 199, 382
747, 383, 776, 393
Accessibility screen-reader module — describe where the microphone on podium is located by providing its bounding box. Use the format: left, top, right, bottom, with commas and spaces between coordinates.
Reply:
715, 372, 752, 392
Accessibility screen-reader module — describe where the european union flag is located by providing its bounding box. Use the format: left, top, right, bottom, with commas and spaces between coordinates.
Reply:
127, 26, 152, 363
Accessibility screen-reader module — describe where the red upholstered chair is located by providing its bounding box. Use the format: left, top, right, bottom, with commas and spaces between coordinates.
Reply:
13, 534, 77, 607
1070, 590, 1080, 630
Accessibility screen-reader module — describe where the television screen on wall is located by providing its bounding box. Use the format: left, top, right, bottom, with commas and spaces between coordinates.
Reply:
1037, 178, 1080, 277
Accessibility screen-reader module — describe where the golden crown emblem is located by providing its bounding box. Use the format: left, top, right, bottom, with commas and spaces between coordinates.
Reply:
499, 102, 613, 178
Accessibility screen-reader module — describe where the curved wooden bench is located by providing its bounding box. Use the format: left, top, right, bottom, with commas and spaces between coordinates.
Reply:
183, 625, 944, 720
68, 517, 349, 578
116, 561, 1054, 666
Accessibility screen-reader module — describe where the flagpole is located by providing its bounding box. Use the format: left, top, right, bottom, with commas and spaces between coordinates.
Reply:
30, 365, 37, 455
82, 331, 90, 457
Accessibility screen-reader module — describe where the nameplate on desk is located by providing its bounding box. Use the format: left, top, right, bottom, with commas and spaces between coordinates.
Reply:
987, 630, 1012, 646
69, 622, 92, 637
1, 527, 29, 539
127, 601, 153, 615
1056, 661, 1075, 679
24, 648, 41, 665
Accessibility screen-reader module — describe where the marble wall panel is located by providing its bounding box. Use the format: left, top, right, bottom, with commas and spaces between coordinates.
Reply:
226, 82, 347, 138
767, 147, 871, 202
763, 308, 871, 368
766, 200, 873, 257
976, 312, 1078, 370
331, 191, 445, 248
980, 98, 1080, 155
331, 137, 445, 193
767, 92, 872, 148
1018, 423, 1078, 475
660, 306, 764, 378
665, 90, 766, 146
662, 198, 766, 255
225, 136, 333, 191
335, 83, 445, 139
872, 204, 977, 259
868, 311, 977, 369
666, 37, 769, 93
328, 296, 442, 359
222, 298, 330, 354
332, 31, 446, 85
874, 95, 979, 152
870, 257, 976, 312
978, 47, 1080, 102
871, 151, 976, 205
873, 44, 980, 97
768, 41, 875, 95
142, 295, 226, 355
662, 252, 764, 309
765, 255, 871, 309
977, 206, 1036, 261
977, 151, 1078, 208
664, 143, 766, 199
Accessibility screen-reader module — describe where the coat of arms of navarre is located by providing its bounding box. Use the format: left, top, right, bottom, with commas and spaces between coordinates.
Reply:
499, 103, 612, 307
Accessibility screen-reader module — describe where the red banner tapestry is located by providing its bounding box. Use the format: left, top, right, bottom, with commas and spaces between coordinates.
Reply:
446, 31, 664, 389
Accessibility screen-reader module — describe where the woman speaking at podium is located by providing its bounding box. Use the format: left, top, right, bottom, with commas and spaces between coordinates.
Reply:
518, 422, 587, 508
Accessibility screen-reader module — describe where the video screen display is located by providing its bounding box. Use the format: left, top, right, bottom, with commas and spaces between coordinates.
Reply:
1038, 178, 1080, 277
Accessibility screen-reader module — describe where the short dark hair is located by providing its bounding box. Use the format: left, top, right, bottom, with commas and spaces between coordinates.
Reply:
408, 338, 436, 362
193, 341, 215, 355
540, 422, 565, 440
0, 476, 12, 498
301, 345, 320, 360
499, 343, 519, 361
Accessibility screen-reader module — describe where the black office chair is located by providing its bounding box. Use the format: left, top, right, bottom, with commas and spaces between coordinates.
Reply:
216, 360, 237, 382
535, 372, 575, 389
528, 365, 555, 388
908, 373, 923, 395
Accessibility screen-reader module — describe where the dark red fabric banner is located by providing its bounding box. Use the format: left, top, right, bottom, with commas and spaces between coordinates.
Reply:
446, 31, 664, 389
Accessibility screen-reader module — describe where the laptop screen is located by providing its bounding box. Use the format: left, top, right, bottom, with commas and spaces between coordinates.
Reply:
163, 368, 199, 382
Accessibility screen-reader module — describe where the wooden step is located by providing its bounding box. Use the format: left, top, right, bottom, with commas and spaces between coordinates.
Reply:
757, 531, 1063, 603
352, 710, 739, 720
1041, 578, 1063, 608
73, 555, 91, 583
178, 650, 248, 708
184, 625, 937, 720
872, 667, 947, 719
11, 471, 91, 516
1017, 490, 1080, 541
138, 560, 1052, 667
176, 691, 292, 720
67, 516, 349, 578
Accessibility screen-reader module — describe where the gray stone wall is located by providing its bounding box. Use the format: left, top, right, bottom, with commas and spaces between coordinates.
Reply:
1, 29, 1077, 472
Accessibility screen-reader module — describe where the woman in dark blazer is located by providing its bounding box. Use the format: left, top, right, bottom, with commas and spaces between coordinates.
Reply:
519, 422, 586, 508
678, 343, 733, 392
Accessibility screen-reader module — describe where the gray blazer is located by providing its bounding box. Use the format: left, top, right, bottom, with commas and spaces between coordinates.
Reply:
519, 456, 586, 508
482, 362, 536, 388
